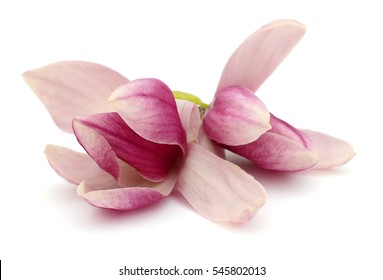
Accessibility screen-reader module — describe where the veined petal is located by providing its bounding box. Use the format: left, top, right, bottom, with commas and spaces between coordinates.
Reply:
108, 78, 187, 153
176, 100, 202, 143
77, 167, 178, 210
204, 86, 271, 145
176, 143, 266, 223
228, 114, 319, 171
73, 112, 182, 182
216, 20, 306, 94
22, 61, 128, 133
302, 130, 355, 169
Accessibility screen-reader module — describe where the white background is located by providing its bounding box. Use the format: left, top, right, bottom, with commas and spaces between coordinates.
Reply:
1, 0, 382, 279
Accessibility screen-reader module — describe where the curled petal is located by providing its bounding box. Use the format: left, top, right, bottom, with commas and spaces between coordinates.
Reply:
176, 143, 266, 223
22, 61, 128, 133
108, 78, 187, 153
228, 114, 319, 171
302, 130, 355, 169
176, 100, 202, 143
204, 86, 271, 146
45, 144, 118, 188
73, 112, 182, 182
77, 167, 178, 210
216, 20, 306, 94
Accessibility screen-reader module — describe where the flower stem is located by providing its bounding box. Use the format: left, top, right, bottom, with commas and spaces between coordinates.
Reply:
172, 91, 209, 109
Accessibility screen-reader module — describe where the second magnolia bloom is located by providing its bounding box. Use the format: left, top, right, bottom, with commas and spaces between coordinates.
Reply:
204, 19, 354, 171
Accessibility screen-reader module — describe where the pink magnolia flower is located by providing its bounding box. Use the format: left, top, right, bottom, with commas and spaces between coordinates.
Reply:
204, 20, 355, 171
23, 62, 266, 223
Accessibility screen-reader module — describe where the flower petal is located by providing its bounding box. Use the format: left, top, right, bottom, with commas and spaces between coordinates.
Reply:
176, 143, 266, 223
45, 145, 145, 189
73, 112, 182, 182
22, 61, 129, 133
228, 114, 319, 171
108, 78, 187, 153
77, 167, 178, 210
176, 100, 202, 143
216, 20, 306, 94
197, 126, 226, 159
302, 130, 355, 169
45, 144, 117, 188
204, 86, 271, 145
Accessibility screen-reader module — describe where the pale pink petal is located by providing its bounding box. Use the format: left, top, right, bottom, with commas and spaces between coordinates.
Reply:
176, 143, 266, 223
73, 112, 182, 182
302, 130, 355, 169
216, 20, 306, 94
22, 61, 129, 133
77, 167, 178, 210
228, 114, 319, 171
176, 100, 202, 143
108, 78, 187, 153
197, 126, 226, 159
45, 144, 118, 188
45, 144, 145, 189
204, 86, 271, 145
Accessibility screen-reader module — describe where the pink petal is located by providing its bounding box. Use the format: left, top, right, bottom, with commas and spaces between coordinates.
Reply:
176, 100, 202, 143
302, 130, 355, 169
197, 126, 226, 159
73, 112, 182, 182
228, 114, 319, 171
77, 167, 178, 210
45, 144, 145, 188
108, 78, 187, 153
22, 61, 129, 133
176, 143, 266, 223
204, 86, 271, 146
216, 20, 306, 94
45, 144, 118, 188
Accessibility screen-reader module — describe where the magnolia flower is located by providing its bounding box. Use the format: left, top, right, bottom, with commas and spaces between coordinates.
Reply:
204, 20, 355, 171
23, 62, 266, 223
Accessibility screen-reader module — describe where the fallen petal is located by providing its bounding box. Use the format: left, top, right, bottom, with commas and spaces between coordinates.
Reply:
216, 20, 306, 94
204, 86, 271, 145
22, 61, 128, 133
302, 130, 355, 169
176, 143, 266, 223
77, 167, 178, 210
109, 78, 187, 153
73, 112, 182, 182
228, 114, 319, 171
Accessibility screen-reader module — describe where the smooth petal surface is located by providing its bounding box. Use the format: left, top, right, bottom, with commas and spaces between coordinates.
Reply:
176, 100, 202, 143
176, 143, 266, 223
45, 145, 145, 189
302, 130, 355, 169
197, 126, 226, 159
73, 112, 182, 182
23, 61, 128, 133
216, 20, 306, 94
77, 167, 179, 210
228, 114, 319, 171
204, 86, 271, 146
109, 78, 187, 153
45, 144, 118, 188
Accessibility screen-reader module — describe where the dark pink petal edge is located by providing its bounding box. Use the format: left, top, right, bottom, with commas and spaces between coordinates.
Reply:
73, 112, 182, 182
